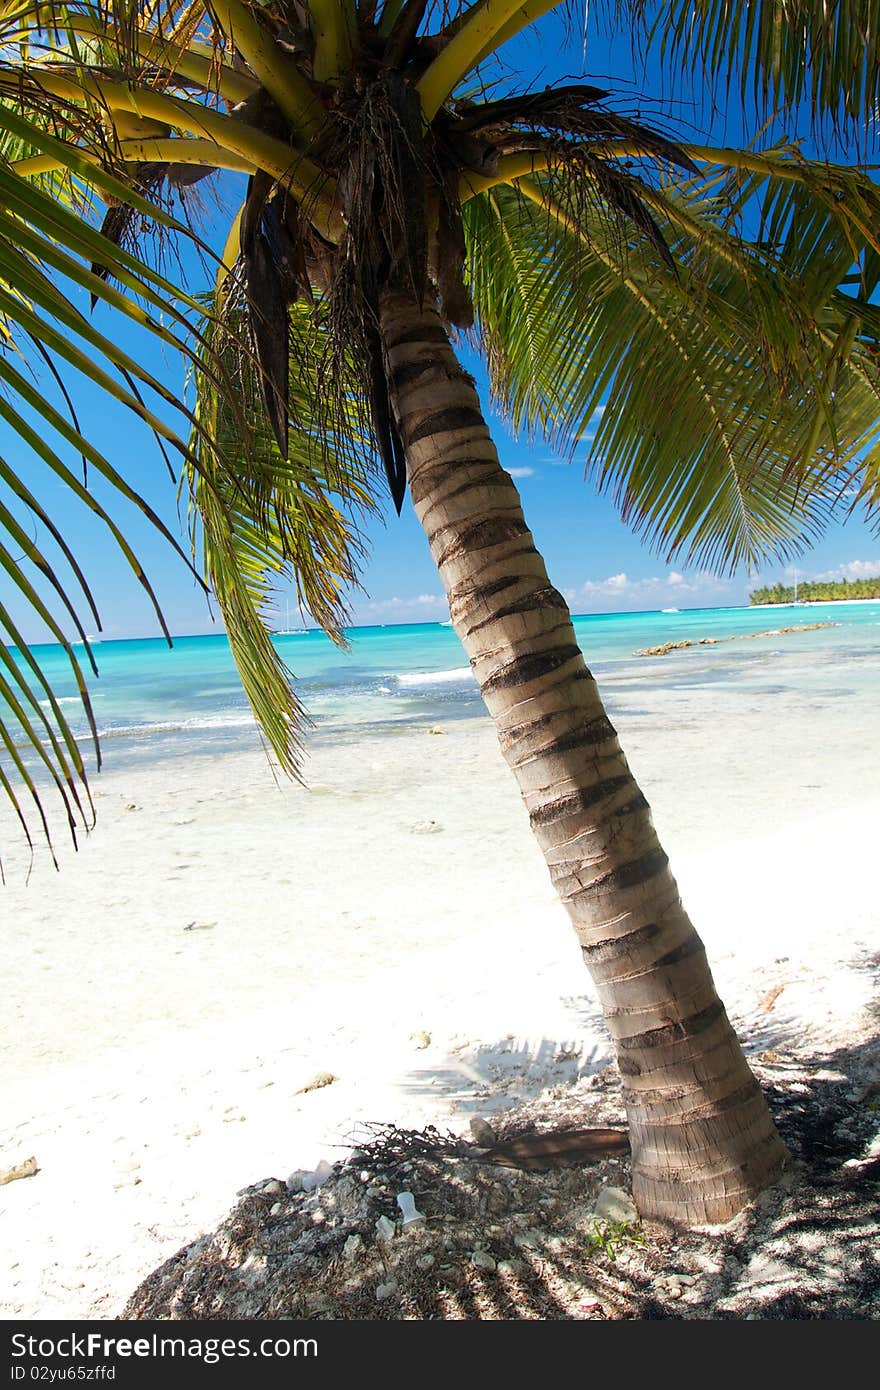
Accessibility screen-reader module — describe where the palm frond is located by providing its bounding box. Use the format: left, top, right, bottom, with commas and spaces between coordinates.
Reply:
184, 293, 378, 778
622, 0, 880, 135
0, 110, 219, 863
465, 170, 880, 572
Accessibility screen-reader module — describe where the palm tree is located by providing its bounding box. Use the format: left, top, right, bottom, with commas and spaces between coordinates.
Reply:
3, 0, 880, 1225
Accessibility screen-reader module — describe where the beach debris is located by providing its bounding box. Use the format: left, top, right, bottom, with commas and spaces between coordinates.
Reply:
758, 984, 786, 1012
851, 1079, 880, 1104
657, 1277, 683, 1299
486, 1183, 510, 1214
577, 1294, 603, 1312
259, 1179, 286, 1197
411, 820, 443, 834
513, 1229, 545, 1250
183, 921, 216, 932
409, 1030, 432, 1050
301, 1160, 334, 1192
482, 1126, 630, 1170
342, 1234, 364, 1262
375, 1214, 396, 1242
123, 1040, 880, 1322
428, 726, 446, 735
0, 1156, 38, 1186
124, 803, 140, 811
112, 1173, 142, 1190
636, 622, 835, 657
295, 1071, 337, 1095
470, 1249, 497, 1272
469, 1117, 497, 1146
396, 1191, 427, 1228
593, 1187, 638, 1224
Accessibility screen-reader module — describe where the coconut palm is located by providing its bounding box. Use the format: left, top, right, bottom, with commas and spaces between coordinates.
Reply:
3, 0, 880, 1225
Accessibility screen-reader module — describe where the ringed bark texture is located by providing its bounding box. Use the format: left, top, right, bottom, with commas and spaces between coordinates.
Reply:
380, 288, 788, 1225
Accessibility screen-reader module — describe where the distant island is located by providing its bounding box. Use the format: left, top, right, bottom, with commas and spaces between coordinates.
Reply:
750, 577, 880, 604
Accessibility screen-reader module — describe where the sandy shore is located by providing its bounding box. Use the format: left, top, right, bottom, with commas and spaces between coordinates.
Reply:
1, 685, 878, 1319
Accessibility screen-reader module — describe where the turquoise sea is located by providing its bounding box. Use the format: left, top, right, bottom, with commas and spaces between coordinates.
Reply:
19, 600, 880, 772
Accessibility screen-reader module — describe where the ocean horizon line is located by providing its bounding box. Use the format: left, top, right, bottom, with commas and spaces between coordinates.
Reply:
19, 601, 771, 652
7, 598, 876, 776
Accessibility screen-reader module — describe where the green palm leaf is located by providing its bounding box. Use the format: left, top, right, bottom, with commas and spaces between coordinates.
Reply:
0, 111, 222, 861
639, 0, 880, 131
185, 296, 377, 777
465, 167, 880, 572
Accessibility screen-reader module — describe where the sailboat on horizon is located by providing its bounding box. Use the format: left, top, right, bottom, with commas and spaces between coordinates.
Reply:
274, 601, 308, 636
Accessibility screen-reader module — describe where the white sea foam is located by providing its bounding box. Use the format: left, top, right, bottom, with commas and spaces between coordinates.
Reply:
99, 712, 257, 738
395, 667, 472, 688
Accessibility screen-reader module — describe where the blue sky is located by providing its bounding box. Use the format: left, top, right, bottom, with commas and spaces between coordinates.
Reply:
4, 10, 880, 643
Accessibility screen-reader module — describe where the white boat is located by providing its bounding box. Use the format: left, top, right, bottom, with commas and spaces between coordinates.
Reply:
275, 602, 307, 635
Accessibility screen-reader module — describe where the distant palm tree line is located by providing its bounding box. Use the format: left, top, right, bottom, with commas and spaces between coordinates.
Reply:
750, 577, 880, 603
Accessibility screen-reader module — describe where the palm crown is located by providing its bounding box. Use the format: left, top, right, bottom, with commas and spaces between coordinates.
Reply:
3, 0, 880, 855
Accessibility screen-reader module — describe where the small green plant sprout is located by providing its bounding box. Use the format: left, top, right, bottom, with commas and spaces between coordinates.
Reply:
586, 1219, 647, 1262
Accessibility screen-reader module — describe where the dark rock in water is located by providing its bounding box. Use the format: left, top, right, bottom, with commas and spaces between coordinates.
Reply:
636, 622, 835, 658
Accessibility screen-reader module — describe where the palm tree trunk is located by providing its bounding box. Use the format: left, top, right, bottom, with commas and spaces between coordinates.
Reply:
379, 287, 788, 1226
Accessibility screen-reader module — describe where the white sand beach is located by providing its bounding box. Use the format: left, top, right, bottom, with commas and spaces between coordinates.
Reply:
1, 684, 878, 1319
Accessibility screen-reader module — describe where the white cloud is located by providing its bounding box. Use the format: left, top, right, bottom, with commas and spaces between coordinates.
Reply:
370, 593, 444, 609
813, 558, 880, 582
565, 569, 735, 613
354, 593, 449, 624
507, 466, 534, 478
